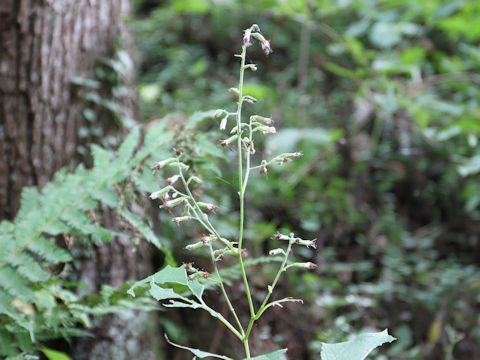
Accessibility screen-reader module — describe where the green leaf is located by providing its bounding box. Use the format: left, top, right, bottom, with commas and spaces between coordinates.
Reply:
0, 266, 35, 301
163, 300, 202, 309
7, 252, 50, 282
149, 283, 185, 301
320, 329, 396, 360
115, 126, 140, 165
128, 265, 189, 297
40, 347, 72, 360
164, 334, 233, 359
27, 236, 71, 263
0, 329, 17, 357
248, 349, 287, 360
91, 145, 111, 172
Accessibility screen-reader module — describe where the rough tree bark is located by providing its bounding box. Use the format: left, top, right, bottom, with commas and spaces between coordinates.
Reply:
0, 1, 157, 359
0, 0, 134, 219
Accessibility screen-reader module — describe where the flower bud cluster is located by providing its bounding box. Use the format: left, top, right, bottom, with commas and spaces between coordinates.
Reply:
251, 32, 272, 55
188, 271, 211, 281
172, 216, 195, 224
243, 24, 260, 46
250, 115, 274, 126
229, 123, 248, 134
184, 263, 212, 281
167, 175, 180, 185
185, 234, 216, 251
197, 202, 219, 214
260, 160, 269, 174
287, 262, 318, 270
269, 248, 285, 256
244, 64, 257, 71
272, 232, 316, 249
269, 232, 317, 270
160, 196, 187, 209
185, 241, 205, 251
152, 158, 189, 172
243, 95, 257, 104
273, 152, 303, 165
150, 186, 172, 200
242, 24, 272, 55
222, 246, 248, 258
187, 176, 203, 185
253, 125, 276, 135
220, 135, 238, 147
243, 138, 255, 154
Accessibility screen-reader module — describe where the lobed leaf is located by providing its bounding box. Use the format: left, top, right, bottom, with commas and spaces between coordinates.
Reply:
320, 329, 396, 360
248, 349, 288, 360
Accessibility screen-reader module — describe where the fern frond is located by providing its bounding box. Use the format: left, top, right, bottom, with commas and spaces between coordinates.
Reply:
26, 237, 71, 264
0, 266, 35, 301
0, 121, 171, 355
7, 253, 50, 282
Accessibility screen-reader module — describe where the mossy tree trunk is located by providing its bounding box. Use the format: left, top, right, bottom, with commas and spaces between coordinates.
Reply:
0, 1, 157, 359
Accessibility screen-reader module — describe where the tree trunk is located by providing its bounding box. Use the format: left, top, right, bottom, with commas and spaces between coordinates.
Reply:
0, 1, 158, 359
0, 0, 133, 220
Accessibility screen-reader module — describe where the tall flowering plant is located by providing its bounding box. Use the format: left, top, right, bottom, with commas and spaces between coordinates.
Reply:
129, 24, 395, 360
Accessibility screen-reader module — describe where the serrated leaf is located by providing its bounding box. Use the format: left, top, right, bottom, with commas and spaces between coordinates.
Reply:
27, 236, 71, 263
320, 329, 396, 360
15, 188, 40, 222
91, 145, 111, 171
164, 334, 233, 360
7, 253, 50, 282
0, 266, 35, 301
43, 220, 70, 236
93, 187, 119, 208
115, 127, 140, 165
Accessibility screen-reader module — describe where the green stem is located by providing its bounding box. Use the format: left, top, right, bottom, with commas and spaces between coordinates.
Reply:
244, 240, 293, 340
236, 45, 256, 322
208, 243, 245, 337
236, 45, 255, 359
243, 339, 251, 358
178, 168, 244, 336
197, 299, 243, 340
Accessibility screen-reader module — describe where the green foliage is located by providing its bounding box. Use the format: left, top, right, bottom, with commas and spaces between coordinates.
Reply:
321, 330, 396, 360
132, 23, 396, 359
134, 0, 480, 358
39, 347, 71, 360
0, 122, 171, 358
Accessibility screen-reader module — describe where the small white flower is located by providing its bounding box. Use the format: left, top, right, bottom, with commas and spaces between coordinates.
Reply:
167, 175, 180, 185
269, 248, 284, 256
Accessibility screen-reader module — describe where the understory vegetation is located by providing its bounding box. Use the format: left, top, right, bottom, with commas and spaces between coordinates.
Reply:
133, 1, 480, 359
